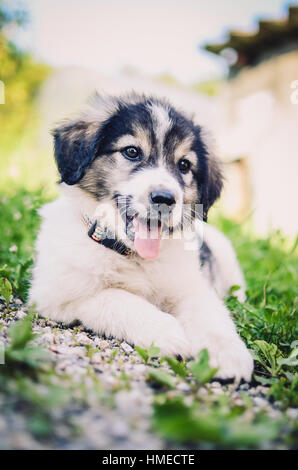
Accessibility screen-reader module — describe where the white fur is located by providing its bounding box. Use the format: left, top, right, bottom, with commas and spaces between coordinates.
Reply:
197, 221, 247, 302
118, 165, 183, 227
148, 103, 172, 154
29, 185, 253, 381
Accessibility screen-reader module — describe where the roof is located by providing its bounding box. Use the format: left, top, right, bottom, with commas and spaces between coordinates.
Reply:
203, 5, 298, 67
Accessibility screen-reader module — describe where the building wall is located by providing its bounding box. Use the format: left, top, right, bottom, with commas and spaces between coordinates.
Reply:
217, 50, 298, 236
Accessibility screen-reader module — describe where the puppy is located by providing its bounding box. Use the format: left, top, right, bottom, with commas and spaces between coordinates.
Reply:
29, 93, 253, 381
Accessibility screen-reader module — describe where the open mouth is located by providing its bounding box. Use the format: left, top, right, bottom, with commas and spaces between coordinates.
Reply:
131, 217, 162, 259
115, 194, 172, 259
124, 212, 162, 259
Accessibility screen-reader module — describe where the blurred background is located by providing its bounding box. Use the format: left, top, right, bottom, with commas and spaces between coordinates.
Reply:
1, 1, 298, 451
1, 0, 298, 236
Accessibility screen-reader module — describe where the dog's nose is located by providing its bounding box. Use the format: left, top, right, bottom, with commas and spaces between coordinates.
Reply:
150, 190, 176, 208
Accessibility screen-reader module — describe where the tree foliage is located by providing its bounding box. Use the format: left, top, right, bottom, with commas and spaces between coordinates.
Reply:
0, 1, 50, 154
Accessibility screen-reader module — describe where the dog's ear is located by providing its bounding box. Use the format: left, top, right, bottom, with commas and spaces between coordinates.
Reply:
52, 120, 101, 185
197, 127, 223, 221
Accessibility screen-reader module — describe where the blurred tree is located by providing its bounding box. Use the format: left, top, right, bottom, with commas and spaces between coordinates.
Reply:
0, 1, 50, 155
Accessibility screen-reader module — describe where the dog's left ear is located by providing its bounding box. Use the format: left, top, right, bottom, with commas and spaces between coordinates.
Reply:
52, 120, 101, 185
197, 127, 223, 221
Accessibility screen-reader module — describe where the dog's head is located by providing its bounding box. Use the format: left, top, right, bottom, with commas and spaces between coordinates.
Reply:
53, 93, 223, 258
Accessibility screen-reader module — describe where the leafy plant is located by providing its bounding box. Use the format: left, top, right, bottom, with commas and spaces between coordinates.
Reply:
152, 396, 281, 448
147, 369, 176, 390
0, 315, 74, 438
0, 2, 50, 158
161, 356, 187, 378
1, 314, 49, 377
252, 340, 282, 376
135, 343, 160, 364
0, 190, 47, 300
188, 349, 218, 385
0, 276, 12, 306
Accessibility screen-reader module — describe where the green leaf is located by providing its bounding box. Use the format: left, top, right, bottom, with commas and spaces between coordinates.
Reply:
147, 343, 160, 360
228, 284, 241, 295
0, 277, 12, 305
8, 315, 35, 350
254, 375, 277, 386
161, 356, 187, 378
253, 340, 282, 375
135, 345, 149, 363
277, 345, 298, 368
147, 369, 175, 389
153, 396, 281, 447
188, 349, 218, 385
135, 343, 160, 364
6, 346, 49, 369
226, 418, 280, 446
153, 397, 223, 443
27, 413, 52, 438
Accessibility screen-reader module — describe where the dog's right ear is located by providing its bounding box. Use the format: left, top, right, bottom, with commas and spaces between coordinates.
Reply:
52, 120, 102, 185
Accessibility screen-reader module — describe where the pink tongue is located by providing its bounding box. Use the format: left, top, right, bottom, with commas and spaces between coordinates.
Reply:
133, 219, 162, 259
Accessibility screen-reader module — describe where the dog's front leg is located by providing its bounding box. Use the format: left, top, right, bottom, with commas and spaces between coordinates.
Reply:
175, 290, 253, 381
73, 288, 191, 358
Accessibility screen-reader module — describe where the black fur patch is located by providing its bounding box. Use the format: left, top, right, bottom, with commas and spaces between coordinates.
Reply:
199, 241, 212, 267
53, 121, 102, 185
199, 241, 214, 282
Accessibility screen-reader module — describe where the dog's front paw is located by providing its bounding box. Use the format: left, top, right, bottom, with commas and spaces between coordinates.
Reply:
191, 335, 253, 382
136, 313, 192, 359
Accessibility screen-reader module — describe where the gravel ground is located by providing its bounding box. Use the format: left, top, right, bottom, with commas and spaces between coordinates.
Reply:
0, 298, 295, 450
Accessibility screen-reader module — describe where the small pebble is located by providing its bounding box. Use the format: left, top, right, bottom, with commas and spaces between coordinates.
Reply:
253, 397, 268, 409
240, 383, 249, 391
120, 341, 134, 354
286, 408, 298, 420
177, 382, 190, 392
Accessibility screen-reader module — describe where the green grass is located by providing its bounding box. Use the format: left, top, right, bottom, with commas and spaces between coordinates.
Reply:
0, 185, 297, 448
216, 217, 298, 401
0, 189, 50, 300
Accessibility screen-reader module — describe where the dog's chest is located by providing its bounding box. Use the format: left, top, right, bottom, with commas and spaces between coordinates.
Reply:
102, 240, 200, 312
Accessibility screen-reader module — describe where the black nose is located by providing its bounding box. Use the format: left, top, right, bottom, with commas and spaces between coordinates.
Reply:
150, 190, 176, 208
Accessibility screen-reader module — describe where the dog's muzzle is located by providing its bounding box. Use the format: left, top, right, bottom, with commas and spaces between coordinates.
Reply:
150, 190, 176, 210
115, 193, 178, 260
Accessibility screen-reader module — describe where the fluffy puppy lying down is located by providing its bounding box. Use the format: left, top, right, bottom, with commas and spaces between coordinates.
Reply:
29, 93, 253, 381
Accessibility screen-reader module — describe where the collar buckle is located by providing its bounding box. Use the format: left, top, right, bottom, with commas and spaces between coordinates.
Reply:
83, 214, 133, 257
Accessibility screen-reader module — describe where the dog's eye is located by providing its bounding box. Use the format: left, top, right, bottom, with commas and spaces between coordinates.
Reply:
122, 146, 140, 160
178, 158, 191, 174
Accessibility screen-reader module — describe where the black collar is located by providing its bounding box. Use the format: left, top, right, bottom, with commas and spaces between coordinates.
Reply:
83, 214, 133, 257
